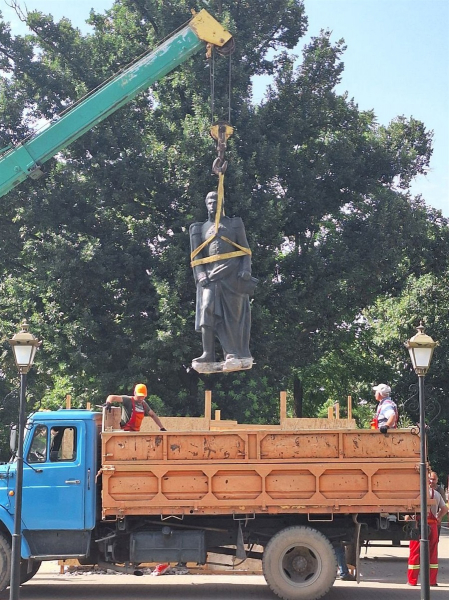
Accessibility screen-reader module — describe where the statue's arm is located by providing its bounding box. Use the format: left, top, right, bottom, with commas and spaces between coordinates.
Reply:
232, 217, 252, 276
189, 222, 208, 284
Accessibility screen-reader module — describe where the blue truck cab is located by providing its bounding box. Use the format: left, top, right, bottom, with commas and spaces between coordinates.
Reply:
0, 410, 101, 585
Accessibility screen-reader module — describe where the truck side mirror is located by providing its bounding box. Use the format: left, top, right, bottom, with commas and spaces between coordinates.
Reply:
10, 425, 17, 454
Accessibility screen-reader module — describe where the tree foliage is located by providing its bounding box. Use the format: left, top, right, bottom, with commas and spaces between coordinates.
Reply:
0, 1, 447, 464
360, 272, 449, 476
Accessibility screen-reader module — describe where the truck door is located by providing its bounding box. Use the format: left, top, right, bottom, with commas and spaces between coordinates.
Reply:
19, 421, 89, 531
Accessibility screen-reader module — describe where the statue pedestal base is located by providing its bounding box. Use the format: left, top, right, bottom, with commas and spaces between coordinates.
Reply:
192, 357, 253, 374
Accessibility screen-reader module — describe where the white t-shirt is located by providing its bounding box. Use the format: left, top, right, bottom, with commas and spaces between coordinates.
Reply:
429, 488, 446, 518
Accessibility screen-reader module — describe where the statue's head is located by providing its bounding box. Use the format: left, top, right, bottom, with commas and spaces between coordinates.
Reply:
205, 191, 221, 218
205, 191, 218, 203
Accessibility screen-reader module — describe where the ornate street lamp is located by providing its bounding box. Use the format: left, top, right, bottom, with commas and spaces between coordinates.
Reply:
404, 323, 437, 600
8, 322, 41, 600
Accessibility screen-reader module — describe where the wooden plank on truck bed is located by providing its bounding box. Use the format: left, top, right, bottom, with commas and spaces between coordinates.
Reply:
140, 417, 211, 432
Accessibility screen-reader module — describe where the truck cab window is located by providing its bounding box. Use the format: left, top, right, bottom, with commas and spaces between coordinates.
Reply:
27, 426, 48, 463
50, 427, 77, 462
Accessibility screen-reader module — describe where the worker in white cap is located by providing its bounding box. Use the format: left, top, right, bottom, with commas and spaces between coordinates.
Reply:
372, 383, 398, 433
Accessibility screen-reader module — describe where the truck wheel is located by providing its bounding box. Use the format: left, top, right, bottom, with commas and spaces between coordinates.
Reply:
0, 533, 11, 592
262, 526, 336, 600
20, 559, 41, 584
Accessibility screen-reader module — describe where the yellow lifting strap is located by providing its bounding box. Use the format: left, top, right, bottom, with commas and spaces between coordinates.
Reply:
215, 170, 225, 231
190, 172, 251, 268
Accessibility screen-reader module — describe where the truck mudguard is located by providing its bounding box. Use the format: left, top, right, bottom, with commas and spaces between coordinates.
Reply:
0, 506, 32, 559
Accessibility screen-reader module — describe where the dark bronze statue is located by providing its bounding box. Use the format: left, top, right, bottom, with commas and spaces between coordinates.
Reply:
189, 191, 257, 373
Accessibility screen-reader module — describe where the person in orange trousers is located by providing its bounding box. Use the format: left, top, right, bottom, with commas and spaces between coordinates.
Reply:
407, 485, 447, 586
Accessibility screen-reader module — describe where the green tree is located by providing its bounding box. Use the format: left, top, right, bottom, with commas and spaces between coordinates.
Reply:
297, 267, 449, 475
0, 1, 445, 440
360, 272, 449, 476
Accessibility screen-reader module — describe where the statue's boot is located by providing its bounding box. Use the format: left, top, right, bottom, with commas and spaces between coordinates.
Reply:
223, 354, 253, 372
193, 327, 215, 363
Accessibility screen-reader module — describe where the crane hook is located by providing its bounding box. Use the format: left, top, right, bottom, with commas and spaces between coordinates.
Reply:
210, 121, 233, 175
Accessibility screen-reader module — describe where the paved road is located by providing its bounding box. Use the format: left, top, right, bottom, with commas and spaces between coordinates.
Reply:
5, 528, 449, 600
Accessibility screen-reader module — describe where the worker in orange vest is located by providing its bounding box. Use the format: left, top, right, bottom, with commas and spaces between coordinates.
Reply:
106, 383, 166, 432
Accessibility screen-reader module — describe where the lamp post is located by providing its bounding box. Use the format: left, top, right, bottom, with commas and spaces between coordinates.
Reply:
8, 322, 41, 600
405, 323, 437, 600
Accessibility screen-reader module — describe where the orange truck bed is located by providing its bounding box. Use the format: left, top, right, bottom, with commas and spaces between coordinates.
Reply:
100, 427, 420, 518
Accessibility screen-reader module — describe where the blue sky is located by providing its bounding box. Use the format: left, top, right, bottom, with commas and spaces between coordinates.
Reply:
1, 0, 448, 216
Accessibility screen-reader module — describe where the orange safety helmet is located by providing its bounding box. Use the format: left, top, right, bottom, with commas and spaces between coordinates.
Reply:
134, 383, 147, 397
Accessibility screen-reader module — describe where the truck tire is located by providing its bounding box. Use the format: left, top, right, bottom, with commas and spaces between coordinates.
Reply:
20, 559, 41, 584
262, 526, 336, 600
0, 532, 11, 592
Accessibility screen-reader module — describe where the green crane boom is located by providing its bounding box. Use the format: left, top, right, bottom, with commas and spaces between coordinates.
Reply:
0, 9, 232, 198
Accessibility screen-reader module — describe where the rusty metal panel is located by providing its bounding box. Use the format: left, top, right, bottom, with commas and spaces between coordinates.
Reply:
372, 468, 420, 499
100, 429, 421, 518
106, 471, 158, 501
103, 433, 164, 462
342, 431, 420, 459
102, 429, 420, 464
101, 461, 420, 518
260, 433, 339, 459
211, 470, 262, 500
161, 470, 209, 500
320, 469, 369, 499
167, 434, 247, 461
265, 470, 316, 499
